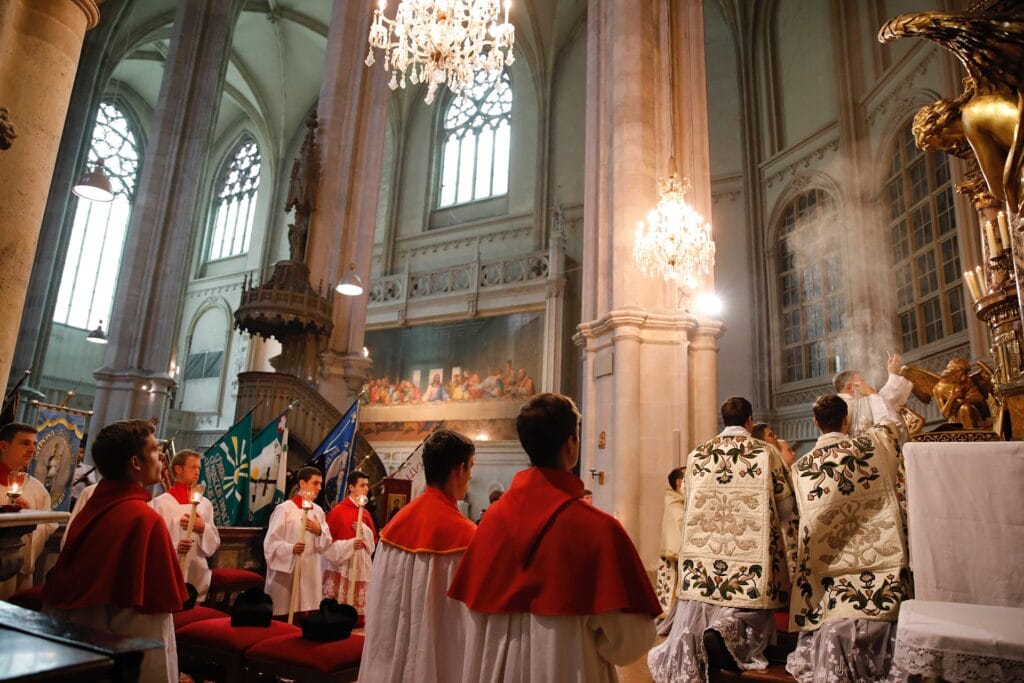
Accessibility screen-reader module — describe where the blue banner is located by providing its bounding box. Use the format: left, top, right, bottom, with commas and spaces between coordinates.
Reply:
315, 401, 359, 508
29, 408, 87, 512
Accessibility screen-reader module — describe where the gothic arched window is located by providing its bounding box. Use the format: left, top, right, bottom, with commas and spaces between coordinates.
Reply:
207, 135, 261, 261
886, 125, 966, 351
776, 188, 846, 383
53, 101, 141, 330
437, 70, 512, 208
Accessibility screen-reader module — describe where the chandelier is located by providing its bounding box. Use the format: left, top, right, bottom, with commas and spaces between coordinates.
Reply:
633, 171, 716, 295
366, 0, 515, 105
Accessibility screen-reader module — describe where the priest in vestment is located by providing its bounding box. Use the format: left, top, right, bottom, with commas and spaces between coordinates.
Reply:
656, 467, 685, 618
360, 429, 477, 682
43, 420, 189, 683
449, 393, 660, 683
0, 423, 58, 598
151, 449, 220, 601
834, 352, 912, 436
649, 397, 797, 682
786, 395, 910, 683
323, 469, 378, 615
264, 466, 332, 616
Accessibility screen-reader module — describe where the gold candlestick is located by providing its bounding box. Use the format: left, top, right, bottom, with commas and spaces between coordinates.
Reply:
287, 495, 314, 625
347, 494, 369, 605
179, 483, 205, 570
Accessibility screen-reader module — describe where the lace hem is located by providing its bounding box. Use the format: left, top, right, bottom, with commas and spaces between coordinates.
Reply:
890, 641, 1024, 682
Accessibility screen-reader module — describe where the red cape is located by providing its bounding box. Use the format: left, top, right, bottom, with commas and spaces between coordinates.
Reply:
448, 467, 661, 617
381, 486, 475, 554
43, 479, 188, 614
326, 496, 378, 543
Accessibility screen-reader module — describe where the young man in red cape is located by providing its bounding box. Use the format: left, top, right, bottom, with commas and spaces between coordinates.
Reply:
448, 393, 660, 682
360, 429, 477, 682
44, 419, 189, 683
323, 469, 378, 616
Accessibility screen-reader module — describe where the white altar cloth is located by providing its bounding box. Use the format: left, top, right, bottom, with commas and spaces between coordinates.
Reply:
891, 600, 1024, 682
903, 441, 1024, 607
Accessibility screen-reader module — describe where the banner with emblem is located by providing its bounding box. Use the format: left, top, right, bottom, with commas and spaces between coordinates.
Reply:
28, 405, 89, 512
247, 408, 291, 526
200, 410, 253, 526
315, 400, 359, 509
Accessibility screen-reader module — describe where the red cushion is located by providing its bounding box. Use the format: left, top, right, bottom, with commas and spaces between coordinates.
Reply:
177, 617, 298, 652
247, 634, 364, 673
774, 610, 791, 633
173, 605, 226, 631
209, 568, 264, 591
7, 586, 43, 611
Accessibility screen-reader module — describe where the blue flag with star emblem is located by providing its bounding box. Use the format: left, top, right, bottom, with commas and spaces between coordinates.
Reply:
200, 410, 253, 526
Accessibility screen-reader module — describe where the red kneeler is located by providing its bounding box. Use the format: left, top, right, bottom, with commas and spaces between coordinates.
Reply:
6, 585, 43, 611
244, 633, 364, 682
176, 617, 298, 683
173, 605, 225, 630
207, 568, 264, 610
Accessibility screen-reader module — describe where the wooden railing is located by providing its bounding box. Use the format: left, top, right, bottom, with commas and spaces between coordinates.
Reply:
235, 371, 342, 461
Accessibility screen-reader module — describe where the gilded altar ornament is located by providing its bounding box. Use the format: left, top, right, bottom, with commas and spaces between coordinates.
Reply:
900, 358, 1003, 432
879, 12, 1024, 213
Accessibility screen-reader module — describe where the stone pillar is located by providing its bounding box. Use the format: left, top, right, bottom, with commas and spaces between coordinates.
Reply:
541, 228, 566, 392
304, 0, 389, 409
8, 0, 131, 392
0, 0, 101, 390
576, 0, 721, 568
91, 0, 244, 431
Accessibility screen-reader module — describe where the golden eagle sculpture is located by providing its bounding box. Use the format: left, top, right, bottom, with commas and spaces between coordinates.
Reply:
879, 10, 1024, 212
900, 358, 999, 430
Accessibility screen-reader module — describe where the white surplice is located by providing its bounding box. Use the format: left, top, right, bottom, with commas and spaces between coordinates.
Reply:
0, 474, 57, 598
321, 519, 376, 609
263, 499, 332, 615
52, 605, 176, 682
359, 544, 468, 682
461, 609, 655, 683
841, 372, 913, 436
150, 492, 220, 601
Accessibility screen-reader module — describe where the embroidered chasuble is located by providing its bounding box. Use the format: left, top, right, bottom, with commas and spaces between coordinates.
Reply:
677, 432, 795, 609
789, 420, 910, 632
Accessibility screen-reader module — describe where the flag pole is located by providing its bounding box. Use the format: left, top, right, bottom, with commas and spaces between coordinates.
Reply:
388, 420, 445, 481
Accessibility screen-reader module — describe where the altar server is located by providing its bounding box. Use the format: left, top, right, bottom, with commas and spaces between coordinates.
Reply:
0, 423, 56, 597
649, 396, 797, 682
151, 449, 220, 601
263, 466, 332, 616
786, 394, 910, 682
323, 469, 377, 615
360, 429, 476, 682
44, 419, 188, 682
449, 393, 660, 682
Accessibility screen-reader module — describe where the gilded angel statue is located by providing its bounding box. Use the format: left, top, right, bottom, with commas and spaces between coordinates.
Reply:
879, 11, 1024, 212
899, 358, 997, 430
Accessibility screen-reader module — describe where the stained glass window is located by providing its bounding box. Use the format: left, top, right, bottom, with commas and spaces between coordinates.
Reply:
437, 70, 512, 208
207, 135, 261, 261
53, 101, 140, 330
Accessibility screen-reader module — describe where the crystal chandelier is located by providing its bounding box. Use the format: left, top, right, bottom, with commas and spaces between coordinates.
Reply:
633, 171, 716, 295
366, 0, 515, 105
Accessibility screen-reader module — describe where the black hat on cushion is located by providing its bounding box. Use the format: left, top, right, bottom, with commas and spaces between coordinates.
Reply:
231, 587, 273, 627
300, 598, 358, 642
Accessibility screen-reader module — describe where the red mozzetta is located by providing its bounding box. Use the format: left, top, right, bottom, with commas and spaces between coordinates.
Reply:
380, 486, 476, 554
44, 479, 189, 614
448, 467, 661, 617
326, 496, 378, 543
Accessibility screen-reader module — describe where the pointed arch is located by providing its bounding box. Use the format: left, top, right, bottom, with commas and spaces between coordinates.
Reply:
206, 132, 262, 261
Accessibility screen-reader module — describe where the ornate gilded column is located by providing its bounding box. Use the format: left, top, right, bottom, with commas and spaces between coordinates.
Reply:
576, 0, 721, 567
304, 0, 389, 409
90, 0, 245, 431
0, 0, 101, 390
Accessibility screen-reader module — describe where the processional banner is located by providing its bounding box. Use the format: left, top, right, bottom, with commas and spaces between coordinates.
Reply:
201, 411, 253, 526
247, 412, 289, 526
29, 406, 88, 512
315, 401, 359, 509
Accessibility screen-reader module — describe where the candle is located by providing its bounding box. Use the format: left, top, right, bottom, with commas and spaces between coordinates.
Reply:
963, 271, 981, 300
986, 221, 1001, 256
288, 495, 314, 624
998, 212, 1011, 252
975, 265, 987, 294
347, 494, 369, 605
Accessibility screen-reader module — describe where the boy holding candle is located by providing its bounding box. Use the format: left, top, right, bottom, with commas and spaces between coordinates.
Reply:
151, 449, 220, 602
0, 422, 56, 599
322, 470, 377, 617
44, 419, 189, 683
263, 466, 332, 617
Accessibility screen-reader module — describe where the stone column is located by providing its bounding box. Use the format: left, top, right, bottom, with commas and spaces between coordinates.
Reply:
541, 228, 566, 392
8, 0, 131, 392
0, 0, 102, 390
576, 0, 721, 568
304, 0, 389, 409
91, 0, 244, 430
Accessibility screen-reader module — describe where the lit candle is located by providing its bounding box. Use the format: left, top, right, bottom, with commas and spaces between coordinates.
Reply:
986, 221, 1001, 256
963, 271, 981, 300
975, 265, 987, 294
998, 212, 1011, 253
179, 483, 204, 569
